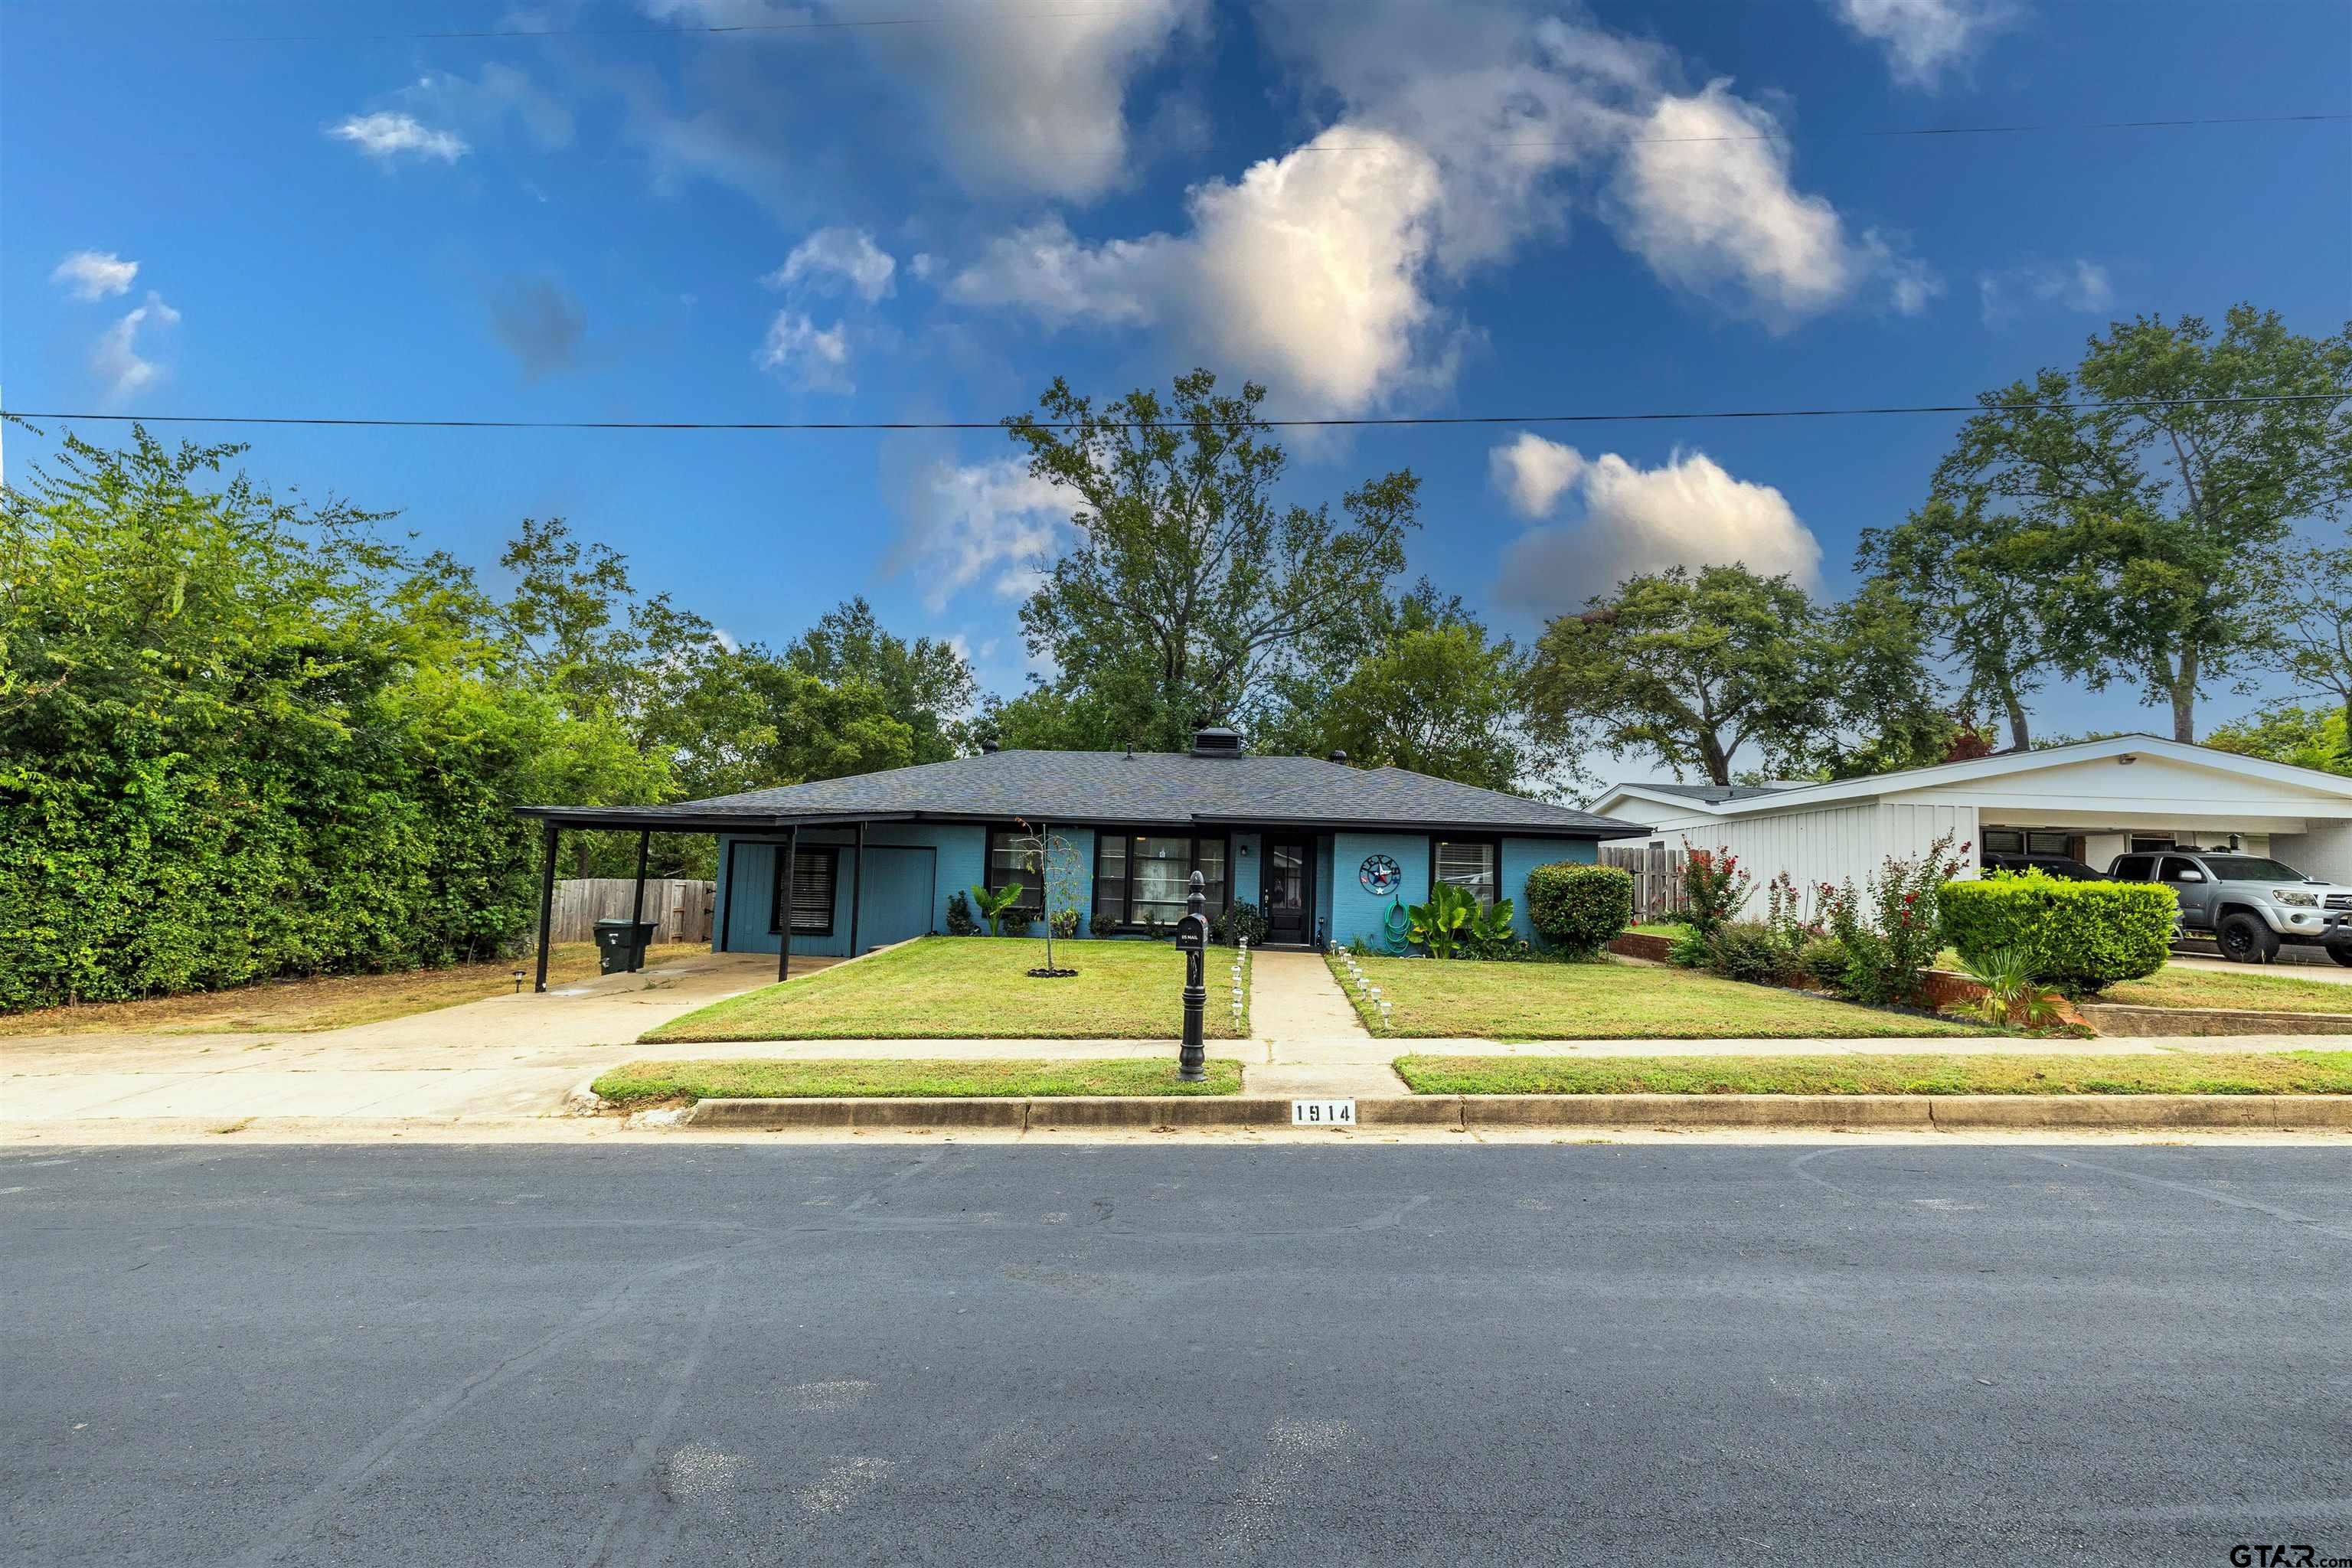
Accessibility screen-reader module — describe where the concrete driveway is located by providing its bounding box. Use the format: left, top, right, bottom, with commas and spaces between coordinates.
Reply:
2, 949, 805, 1127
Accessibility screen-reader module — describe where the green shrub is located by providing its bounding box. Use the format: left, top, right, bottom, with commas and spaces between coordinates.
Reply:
1666, 926, 1713, 969
1817, 831, 1971, 1004
1210, 900, 1270, 947
1797, 936, 1849, 990
1001, 906, 1034, 938
945, 890, 979, 936
1087, 910, 1121, 939
1939, 872, 2173, 992
1706, 921, 1795, 985
1524, 863, 1633, 956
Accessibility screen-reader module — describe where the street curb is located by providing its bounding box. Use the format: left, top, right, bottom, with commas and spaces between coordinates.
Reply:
670, 1092, 2352, 1132
2074, 1003, 2352, 1038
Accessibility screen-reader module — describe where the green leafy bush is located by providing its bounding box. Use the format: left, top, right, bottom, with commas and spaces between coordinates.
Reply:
945, 890, 979, 936
1679, 841, 1753, 937
1087, 910, 1120, 939
1524, 863, 1633, 956
1817, 831, 1971, 1004
1939, 871, 2173, 991
1000, 906, 1034, 938
1706, 921, 1798, 985
1797, 936, 1849, 990
1407, 882, 1478, 959
1210, 900, 1270, 947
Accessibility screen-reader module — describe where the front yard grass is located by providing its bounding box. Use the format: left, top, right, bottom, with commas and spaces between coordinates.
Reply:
645, 935, 1247, 1043
593, 1056, 1243, 1104
1393, 1050, 2352, 1096
2100, 967, 2352, 1016
0, 942, 703, 1038
1330, 953, 1989, 1040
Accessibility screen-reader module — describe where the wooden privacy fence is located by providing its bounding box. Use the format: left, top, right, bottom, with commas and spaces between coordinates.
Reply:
543, 878, 715, 946
1601, 843, 1687, 924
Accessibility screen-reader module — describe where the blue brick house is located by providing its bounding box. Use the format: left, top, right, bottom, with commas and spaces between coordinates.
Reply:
518, 727, 1648, 985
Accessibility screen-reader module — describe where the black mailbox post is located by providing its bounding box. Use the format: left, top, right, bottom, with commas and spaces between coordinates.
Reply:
1174, 871, 1208, 1082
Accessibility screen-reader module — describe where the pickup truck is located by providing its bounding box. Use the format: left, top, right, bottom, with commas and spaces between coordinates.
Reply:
2104, 848, 2352, 965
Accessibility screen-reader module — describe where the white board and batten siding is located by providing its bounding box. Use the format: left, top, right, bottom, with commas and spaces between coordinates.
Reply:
1659, 800, 1975, 919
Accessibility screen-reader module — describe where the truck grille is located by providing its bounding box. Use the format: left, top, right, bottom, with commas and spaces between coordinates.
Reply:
2327, 893, 2352, 911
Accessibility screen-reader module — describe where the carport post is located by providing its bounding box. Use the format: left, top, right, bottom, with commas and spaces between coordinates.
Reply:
627, 828, 651, 972
849, 821, 866, 956
778, 825, 799, 982
534, 818, 559, 994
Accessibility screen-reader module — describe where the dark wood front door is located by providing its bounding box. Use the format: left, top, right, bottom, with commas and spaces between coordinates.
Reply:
1264, 838, 1312, 946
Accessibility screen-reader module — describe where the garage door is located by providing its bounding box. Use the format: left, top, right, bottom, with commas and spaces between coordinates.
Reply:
855, 846, 936, 952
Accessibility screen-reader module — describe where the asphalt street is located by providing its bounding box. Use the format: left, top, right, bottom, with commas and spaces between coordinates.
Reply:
5, 1142, 2347, 1566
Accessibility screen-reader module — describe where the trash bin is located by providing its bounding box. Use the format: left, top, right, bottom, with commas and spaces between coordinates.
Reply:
593, 918, 658, 975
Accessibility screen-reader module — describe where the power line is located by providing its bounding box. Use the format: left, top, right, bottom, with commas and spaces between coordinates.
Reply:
5, 394, 2341, 436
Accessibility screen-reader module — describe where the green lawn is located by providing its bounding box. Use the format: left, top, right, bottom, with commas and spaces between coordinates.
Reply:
2102, 966, 2352, 1016
644, 936, 1248, 1043
1393, 1050, 2352, 1096
1328, 952, 1989, 1040
593, 1057, 1243, 1104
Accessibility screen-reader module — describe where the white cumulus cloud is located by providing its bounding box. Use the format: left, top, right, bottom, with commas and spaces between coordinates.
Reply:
92, 292, 181, 401
766, 227, 897, 302
330, 111, 470, 162
1609, 83, 1935, 329
1830, 0, 2021, 87
1978, 257, 2112, 327
949, 4, 1934, 411
51, 250, 139, 300
890, 458, 1072, 612
756, 310, 852, 394
1491, 434, 1823, 612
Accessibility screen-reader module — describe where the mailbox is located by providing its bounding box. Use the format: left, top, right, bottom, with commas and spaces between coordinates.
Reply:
1173, 913, 1208, 952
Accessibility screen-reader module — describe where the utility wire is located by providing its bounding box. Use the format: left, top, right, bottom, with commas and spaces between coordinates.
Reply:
5, 394, 2342, 436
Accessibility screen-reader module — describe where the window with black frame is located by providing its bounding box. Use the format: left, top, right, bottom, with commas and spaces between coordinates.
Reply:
769, 846, 838, 936
985, 828, 1044, 913
1432, 838, 1500, 909
1091, 831, 1228, 928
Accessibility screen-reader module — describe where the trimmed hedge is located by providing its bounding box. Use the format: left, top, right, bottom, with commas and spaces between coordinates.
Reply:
1939, 874, 2174, 992
1525, 863, 1633, 956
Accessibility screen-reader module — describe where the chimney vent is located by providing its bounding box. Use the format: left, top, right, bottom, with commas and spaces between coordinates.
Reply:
1327, 749, 1350, 764
979, 738, 1001, 754
1190, 725, 1243, 758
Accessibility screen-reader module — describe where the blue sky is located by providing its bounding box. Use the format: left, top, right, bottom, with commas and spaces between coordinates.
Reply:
6, 0, 2348, 763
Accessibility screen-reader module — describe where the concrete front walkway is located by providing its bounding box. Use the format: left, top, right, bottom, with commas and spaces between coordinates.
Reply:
1236, 949, 1406, 1098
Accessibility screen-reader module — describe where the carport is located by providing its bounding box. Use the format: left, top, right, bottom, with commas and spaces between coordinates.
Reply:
511, 805, 917, 994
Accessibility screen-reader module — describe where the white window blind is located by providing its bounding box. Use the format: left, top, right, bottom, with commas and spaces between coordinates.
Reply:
772, 848, 837, 934
1433, 840, 1498, 907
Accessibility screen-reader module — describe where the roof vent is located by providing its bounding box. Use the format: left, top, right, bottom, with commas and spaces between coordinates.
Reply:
979, 738, 1001, 754
1328, 749, 1350, 764
1190, 725, 1243, 759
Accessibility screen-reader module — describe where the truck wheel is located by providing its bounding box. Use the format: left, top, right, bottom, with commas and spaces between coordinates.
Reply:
2328, 942, 2352, 969
2216, 912, 2280, 964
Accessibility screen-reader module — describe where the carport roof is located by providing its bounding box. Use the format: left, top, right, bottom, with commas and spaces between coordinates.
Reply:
517, 747, 1651, 838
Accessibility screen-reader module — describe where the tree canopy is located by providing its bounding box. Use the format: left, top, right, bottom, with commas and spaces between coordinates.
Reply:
1922, 305, 2352, 742
1003, 369, 1416, 753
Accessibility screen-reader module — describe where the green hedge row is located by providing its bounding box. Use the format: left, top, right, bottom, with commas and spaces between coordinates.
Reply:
1524, 863, 1633, 956
1939, 874, 2174, 991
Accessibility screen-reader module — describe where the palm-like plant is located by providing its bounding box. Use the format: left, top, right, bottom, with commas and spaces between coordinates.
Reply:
968, 883, 1023, 937
1408, 883, 1477, 959
1955, 947, 2063, 1029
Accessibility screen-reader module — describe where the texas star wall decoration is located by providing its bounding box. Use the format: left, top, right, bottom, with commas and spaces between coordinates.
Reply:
1357, 854, 1402, 896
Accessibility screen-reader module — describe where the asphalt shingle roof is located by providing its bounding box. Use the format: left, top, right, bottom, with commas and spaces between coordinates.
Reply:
522, 749, 1650, 837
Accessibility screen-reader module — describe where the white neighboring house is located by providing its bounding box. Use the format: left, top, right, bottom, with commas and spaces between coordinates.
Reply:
1590, 734, 2352, 915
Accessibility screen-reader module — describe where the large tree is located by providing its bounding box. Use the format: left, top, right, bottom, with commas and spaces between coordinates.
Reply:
1525, 564, 1945, 787
1004, 369, 1417, 753
2258, 530, 2352, 745
1856, 499, 2054, 750
786, 596, 976, 764
1256, 583, 1533, 790
1929, 305, 2352, 742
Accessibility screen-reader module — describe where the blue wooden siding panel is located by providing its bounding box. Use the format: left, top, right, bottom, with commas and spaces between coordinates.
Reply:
1328, 830, 1426, 949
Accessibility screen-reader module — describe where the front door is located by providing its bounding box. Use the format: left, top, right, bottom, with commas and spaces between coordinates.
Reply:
1264, 838, 1312, 946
